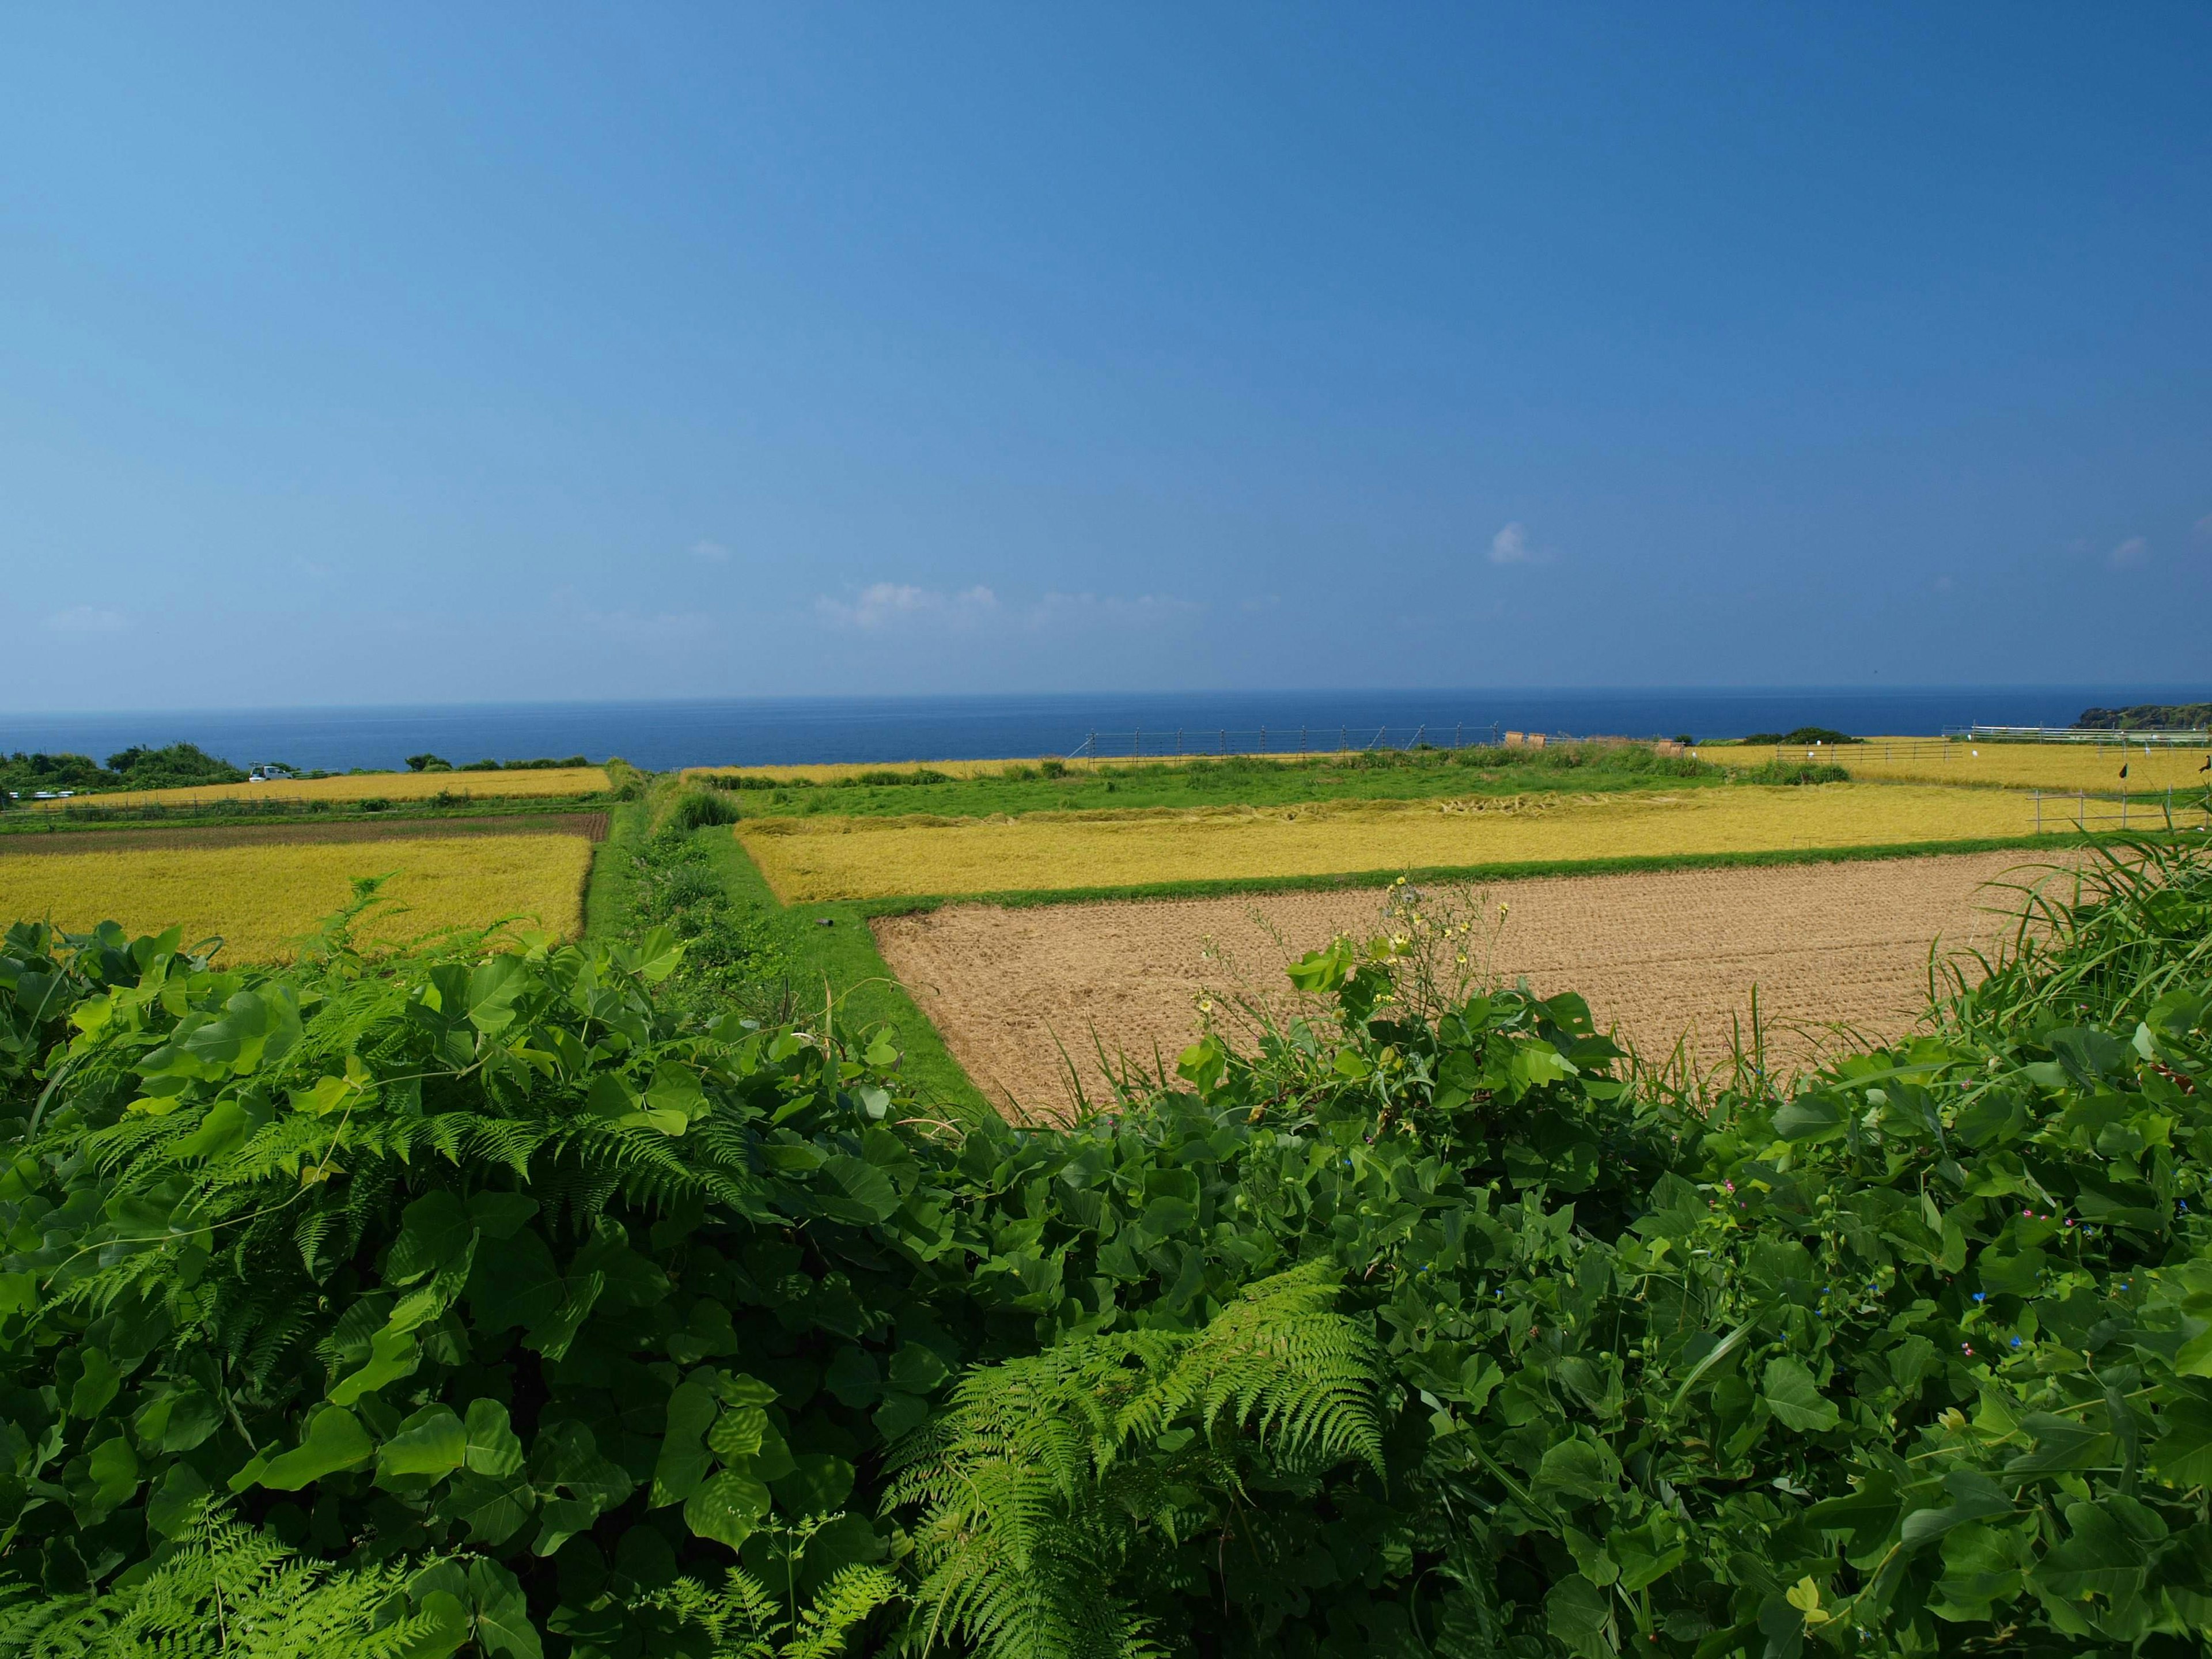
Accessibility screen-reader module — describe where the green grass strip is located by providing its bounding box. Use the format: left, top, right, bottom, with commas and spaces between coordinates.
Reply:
585, 812, 992, 1125
839, 829, 2195, 916
704, 832, 992, 1124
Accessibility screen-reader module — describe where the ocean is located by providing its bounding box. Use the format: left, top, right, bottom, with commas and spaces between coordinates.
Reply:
0, 687, 2200, 774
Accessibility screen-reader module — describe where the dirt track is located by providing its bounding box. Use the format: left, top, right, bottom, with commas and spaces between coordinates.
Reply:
873, 851, 2074, 1119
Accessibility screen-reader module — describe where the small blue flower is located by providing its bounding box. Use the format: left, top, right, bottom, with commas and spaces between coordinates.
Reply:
1972, 1291, 1985, 1303
2010, 1337, 2022, 1348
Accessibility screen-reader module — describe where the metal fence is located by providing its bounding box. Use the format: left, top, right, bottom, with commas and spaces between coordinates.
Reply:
1953, 725, 2212, 747
1068, 725, 1506, 760
1063, 725, 1729, 760
2030, 789, 2212, 835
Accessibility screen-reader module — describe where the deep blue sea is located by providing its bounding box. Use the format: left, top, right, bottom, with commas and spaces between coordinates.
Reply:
0, 687, 2202, 774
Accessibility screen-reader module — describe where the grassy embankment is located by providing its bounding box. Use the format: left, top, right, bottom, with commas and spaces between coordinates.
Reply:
584, 793, 989, 1123
690, 742, 1721, 820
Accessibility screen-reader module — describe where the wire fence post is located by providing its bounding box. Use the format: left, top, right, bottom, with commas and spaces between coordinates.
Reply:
1220, 729, 1227, 755
2033, 790, 2041, 835
1176, 728, 1183, 757
1259, 725, 1267, 755
1134, 728, 1142, 760
1301, 726, 1307, 755
2165, 786, 2174, 832
2078, 790, 2085, 831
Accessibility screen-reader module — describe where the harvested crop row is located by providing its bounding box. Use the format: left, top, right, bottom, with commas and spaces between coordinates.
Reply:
873, 849, 2067, 1116
1702, 735, 2212, 793
739, 782, 2057, 902
22, 764, 611, 810
0, 832, 595, 960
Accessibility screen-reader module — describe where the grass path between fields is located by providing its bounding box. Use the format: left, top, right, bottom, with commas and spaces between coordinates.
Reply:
584, 802, 991, 1124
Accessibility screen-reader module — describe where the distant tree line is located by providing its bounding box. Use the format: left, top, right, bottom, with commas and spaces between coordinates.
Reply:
0, 741, 244, 797
2078, 702, 2212, 730
402, 753, 592, 772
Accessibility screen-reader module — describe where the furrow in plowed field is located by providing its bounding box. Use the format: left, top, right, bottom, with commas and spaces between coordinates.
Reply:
872, 850, 2077, 1120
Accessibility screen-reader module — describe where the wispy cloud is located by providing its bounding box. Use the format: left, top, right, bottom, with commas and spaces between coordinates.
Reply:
1489, 522, 1549, 565
690, 539, 732, 564
44, 605, 127, 634
2109, 535, 2150, 569
815, 582, 1195, 634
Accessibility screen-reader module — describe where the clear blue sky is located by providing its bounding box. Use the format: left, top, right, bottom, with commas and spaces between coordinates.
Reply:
4, 5, 2207, 709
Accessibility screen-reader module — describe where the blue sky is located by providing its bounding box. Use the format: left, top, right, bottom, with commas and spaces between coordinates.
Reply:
3, 5, 2207, 709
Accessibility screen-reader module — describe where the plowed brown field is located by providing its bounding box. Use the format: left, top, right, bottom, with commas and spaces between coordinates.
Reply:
872, 850, 2078, 1119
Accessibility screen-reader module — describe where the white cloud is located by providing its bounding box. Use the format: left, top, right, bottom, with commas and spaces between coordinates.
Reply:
690, 539, 732, 564
2109, 536, 2150, 569
44, 605, 127, 634
815, 582, 1196, 634
1489, 522, 1543, 565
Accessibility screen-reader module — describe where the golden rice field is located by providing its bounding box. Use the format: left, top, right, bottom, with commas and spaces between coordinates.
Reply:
737, 782, 2062, 902
25, 766, 611, 812
1699, 737, 2212, 793
0, 834, 594, 961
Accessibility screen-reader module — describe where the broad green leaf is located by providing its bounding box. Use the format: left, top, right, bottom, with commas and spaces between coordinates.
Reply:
328, 1327, 421, 1407
465, 1398, 526, 1476
257, 1407, 373, 1490
653, 1380, 719, 1506
1900, 1471, 2013, 1548
1546, 1573, 1615, 1659
378, 1406, 468, 1480
467, 1559, 544, 1659
441, 1468, 536, 1546
2033, 1501, 2147, 1602
387, 1191, 472, 1284
2150, 1396, 2212, 1488
684, 1468, 771, 1550
1771, 1092, 1847, 1144
1762, 1358, 1840, 1434
1536, 1438, 1621, 1503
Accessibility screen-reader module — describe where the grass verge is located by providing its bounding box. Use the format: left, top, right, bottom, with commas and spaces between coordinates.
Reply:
704, 831, 990, 1124
584, 805, 990, 1124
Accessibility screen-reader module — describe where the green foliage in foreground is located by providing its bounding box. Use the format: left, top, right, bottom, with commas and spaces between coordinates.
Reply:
0, 847, 2209, 1656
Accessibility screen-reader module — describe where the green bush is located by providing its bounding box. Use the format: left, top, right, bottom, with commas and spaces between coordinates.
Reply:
1, 847, 2209, 1656
1733, 760, 1851, 786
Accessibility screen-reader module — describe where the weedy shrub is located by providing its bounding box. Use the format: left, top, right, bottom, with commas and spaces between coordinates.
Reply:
0, 845, 2207, 1657
1733, 760, 1852, 786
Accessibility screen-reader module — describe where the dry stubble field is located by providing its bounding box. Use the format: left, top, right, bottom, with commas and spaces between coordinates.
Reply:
743, 782, 2047, 902
0, 832, 596, 960
873, 850, 2075, 1118
1703, 738, 2212, 794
